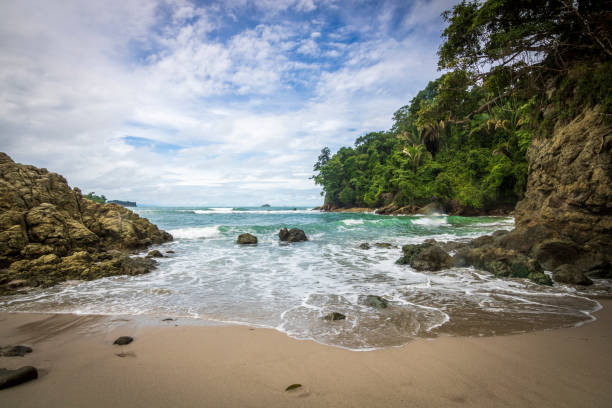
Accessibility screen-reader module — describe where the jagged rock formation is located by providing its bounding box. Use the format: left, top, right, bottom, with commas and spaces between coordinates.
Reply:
0, 153, 172, 293
457, 108, 610, 283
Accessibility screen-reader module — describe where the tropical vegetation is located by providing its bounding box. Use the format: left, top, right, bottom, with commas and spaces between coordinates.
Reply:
312, 0, 611, 211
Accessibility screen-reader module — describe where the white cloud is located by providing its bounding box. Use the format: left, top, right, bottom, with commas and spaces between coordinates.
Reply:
0, 0, 452, 206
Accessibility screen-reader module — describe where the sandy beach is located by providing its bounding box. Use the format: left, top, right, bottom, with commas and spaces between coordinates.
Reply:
1, 301, 610, 407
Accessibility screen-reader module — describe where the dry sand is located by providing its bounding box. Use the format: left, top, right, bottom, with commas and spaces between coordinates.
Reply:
1, 301, 611, 407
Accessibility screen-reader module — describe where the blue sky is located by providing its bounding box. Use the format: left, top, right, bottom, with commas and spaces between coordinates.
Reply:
0, 0, 457, 206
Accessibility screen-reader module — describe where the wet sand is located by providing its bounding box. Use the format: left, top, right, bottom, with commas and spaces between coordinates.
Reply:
1, 302, 611, 407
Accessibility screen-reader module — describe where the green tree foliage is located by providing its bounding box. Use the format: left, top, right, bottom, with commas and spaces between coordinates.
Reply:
85, 192, 106, 204
312, 0, 610, 210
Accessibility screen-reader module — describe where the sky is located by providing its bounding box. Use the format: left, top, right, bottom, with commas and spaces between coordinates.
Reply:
0, 0, 457, 206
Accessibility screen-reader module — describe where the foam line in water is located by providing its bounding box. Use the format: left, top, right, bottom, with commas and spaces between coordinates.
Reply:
168, 226, 221, 239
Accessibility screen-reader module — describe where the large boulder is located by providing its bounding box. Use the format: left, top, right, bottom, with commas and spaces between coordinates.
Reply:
397, 241, 452, 271
552, 264, 593, 286
278, 228, 308, 242
237, 233, 258, 245
0, 153, 172, 293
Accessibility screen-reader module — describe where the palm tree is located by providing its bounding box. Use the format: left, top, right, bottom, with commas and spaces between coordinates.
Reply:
402, 144, 425, 173
419, 120, 444, 157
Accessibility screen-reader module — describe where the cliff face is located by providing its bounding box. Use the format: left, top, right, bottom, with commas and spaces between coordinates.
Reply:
0, 153, 172, 292
515, 108, 611, 257
497, 107, 611, 279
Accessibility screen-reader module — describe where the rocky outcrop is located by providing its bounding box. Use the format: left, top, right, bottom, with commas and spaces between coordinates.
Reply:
278, 228, 308, 242
397, 237, 552, 285
0, 153, 172, 294
497, 107, 611, 282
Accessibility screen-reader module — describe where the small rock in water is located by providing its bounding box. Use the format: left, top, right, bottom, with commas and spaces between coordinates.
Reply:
113, 336, 134, 345
0, 345, 32, 357
359, 243, 371, 250
166, 250, 175, 254
237, 233, 258, 244
323, 312, 346, 321
146, 250, 164, 258
162, 318, 174, 322
374, 242, 394, 249
0, 366, 38, 390
285, 383, 302, 392
278, 228, 308, 242
363, 295, 388, 309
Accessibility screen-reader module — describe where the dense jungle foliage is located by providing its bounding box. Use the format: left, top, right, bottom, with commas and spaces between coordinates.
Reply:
313, 0, 611, 210
85, 192, 107, 204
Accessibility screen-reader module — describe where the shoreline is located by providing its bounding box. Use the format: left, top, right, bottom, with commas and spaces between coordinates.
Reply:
2, 302, 612, 407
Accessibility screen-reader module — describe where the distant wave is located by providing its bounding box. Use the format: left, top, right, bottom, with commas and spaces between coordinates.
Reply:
183, 208, 319, 215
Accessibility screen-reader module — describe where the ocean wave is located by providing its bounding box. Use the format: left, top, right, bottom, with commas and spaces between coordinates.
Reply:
341, 219, 364, 226
411, 216, 449, 227
168, 226, 221, 239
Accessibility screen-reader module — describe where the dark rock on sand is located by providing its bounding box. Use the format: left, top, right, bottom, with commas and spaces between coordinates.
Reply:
0, 366, 38, 390
278, 228, 308, 242
359, 243, 371, 250
113, 336, 134, 345
285, 384, 302, 391
0, 153, 172, 294
553, 264, 593, 286
363, 295, 388, 309
0, 345, 32, 357
237, 233, 258, 245
323, 312, 346, 321
146, 250, 164, 258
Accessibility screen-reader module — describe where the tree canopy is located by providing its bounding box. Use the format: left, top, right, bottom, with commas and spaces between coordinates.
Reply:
312, 0, 610, 211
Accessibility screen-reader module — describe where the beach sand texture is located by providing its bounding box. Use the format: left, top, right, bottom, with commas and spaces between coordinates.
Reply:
1, 302, 611, 407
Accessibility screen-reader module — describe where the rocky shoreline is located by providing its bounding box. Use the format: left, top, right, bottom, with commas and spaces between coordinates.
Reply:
0, 153, 172, 295
316, 201, 513, 216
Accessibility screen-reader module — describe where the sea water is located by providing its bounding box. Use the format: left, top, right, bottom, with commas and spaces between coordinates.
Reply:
1, 207, 607, 350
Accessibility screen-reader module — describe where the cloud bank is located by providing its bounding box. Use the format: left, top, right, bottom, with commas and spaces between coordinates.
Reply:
0, 0, 457, 206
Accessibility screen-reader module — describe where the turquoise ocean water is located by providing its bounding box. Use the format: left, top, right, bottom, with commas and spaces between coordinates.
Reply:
0, 207, 604, 350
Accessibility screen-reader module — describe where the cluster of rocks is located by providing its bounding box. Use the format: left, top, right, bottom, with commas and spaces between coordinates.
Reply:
396, 234, 552, 285
236, 228, 308, 245
0, 153, 173, 295
395, 229, 607, 286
